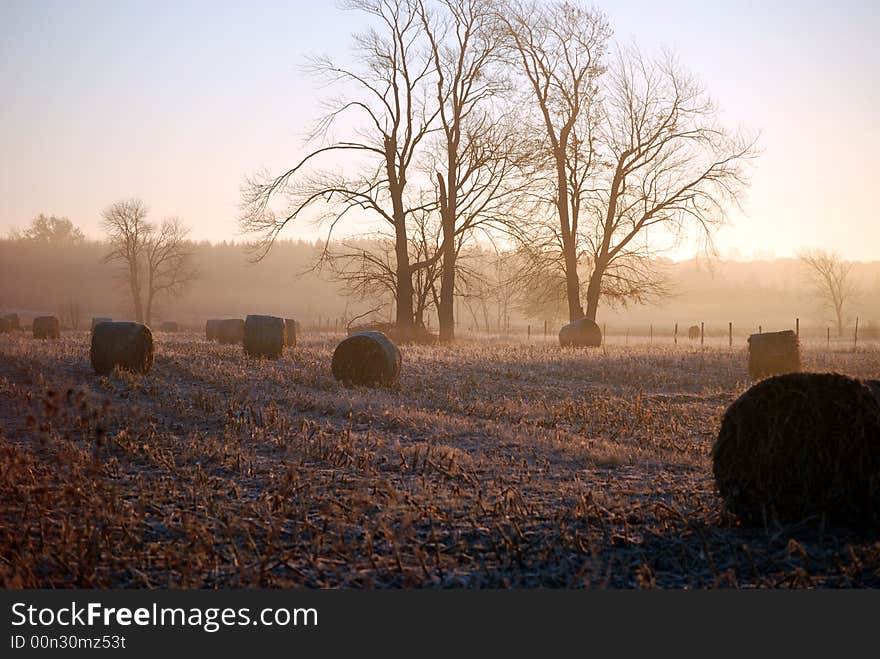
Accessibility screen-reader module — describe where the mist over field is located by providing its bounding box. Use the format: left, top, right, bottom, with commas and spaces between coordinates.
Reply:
2, 237, 878, 336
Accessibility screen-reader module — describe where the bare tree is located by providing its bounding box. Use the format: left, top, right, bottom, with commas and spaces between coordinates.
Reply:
499, 0, 610, 322
579, 48, 756, 320
240, 0, 439, 339
799, 248, 858, 338
102, 199, 150, 323
418, 0, 530, 342
101, 200, 196, 325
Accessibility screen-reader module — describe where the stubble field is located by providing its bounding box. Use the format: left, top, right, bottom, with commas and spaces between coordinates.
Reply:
1, 330, 879, 588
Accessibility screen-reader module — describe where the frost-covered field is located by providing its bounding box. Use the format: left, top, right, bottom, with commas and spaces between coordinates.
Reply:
1, 330, 879, 587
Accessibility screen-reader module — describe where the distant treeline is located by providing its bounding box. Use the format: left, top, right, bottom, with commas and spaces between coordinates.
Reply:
0, 236, 878, 333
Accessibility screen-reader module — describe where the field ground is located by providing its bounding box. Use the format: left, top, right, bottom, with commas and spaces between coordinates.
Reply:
1, 331, 879, 588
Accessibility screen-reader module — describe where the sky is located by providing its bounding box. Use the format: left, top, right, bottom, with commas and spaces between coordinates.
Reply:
1, 0, 878, 261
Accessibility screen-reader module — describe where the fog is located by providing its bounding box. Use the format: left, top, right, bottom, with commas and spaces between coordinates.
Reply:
2, 237, 877, 337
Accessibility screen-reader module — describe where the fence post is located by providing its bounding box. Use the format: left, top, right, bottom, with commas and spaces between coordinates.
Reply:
527, 324, 531, 340
544, 319, 548, 340
650, 323, 653, 344
674, 322, 678, 345
855, 317, 859, 350
700, 322, 705, 347
827, 326, 831, 347
759, 325, 762, 334
729, 321, 733, 348
796, 317, 799, 338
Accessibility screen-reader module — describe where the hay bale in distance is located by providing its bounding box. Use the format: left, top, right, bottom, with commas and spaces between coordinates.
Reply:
32, 316, 60, 339
91, 317, 112, 331
558, 318, 602, 347
216, 319, 245, 345
205, 319, 222, 341
0, 318, 11, 334
4, 313, 20, 331
90, 321, 154, 375
332, 331, 401, 386
713, 372, 880, 527
747, 329, 800, 380
243, 315, 285, 358
687, 325, 700, 340
284, 318, 297, 348
159, 321, 179, 332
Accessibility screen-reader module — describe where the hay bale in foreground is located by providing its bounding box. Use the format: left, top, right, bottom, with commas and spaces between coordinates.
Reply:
217, 319, 245, 345
159, 321, 179, 332
284, 318, 297, 348
332, 331, 400, 386
32, 316, 60, 339
90, 321, 154, 375
205, 319, 222, 341
713, 372, 880, 527
559, 318, 602, 347
243, 315, 285, 358
4, 313, 20, 331
747, 329, 799, 380
687, 325, 700, 340
91, 317, 112, 331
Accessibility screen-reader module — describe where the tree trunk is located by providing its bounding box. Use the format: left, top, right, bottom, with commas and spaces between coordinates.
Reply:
584, 265, 603, 321
556, 155, 583, 322
129, 261, 144, 323
437, 173, 456, 343
386, 140, 414, 340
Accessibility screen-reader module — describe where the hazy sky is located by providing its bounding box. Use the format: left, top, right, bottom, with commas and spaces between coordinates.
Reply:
1, 0, 877, 260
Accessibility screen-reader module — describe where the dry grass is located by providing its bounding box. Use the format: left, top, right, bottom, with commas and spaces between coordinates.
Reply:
1, 330, 879, 588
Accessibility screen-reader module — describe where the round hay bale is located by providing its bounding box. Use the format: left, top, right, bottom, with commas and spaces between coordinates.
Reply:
4, 313, 21, 331
687, 325, 700, 340
0, 318, 11, 334
558, 318, 602, 347
713, 372, 880, 527
284, 318, 297, 348
243, 314, 285, 358
90, 321, 154, 375
32, 315, 60, 339
159, 321, 179, 332
205, 318, 222, 341
332, 331, 400, 386
91, 317, 113, 331
747, 329, 800, 381
217, 318, 245, 345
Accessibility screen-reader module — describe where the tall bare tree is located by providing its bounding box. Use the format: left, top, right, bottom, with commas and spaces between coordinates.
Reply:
101, 200, 196, 325
579, 48, 756, 320
418, 0, 529, 342
799, 248, 858, 338
499, 0, 610, 322
240, 0, 438, 339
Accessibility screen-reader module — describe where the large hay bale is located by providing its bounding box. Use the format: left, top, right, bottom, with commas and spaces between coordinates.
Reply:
713, 372, 880, 527
91, 317, 112, 331
159, 321, 179, 332
217, 319, 245, 345
687, 325, 700, 340
243, 315, 285, 358
0, 318, 11, 334
205, 319, 222, 341
90, 321, 154, 375
4, 313, 20, 330
558, 318, 602, 347
332, 331, 400, 386
284, 318, 297, 348
32, 316, 60, 339
747, 329, 800, 380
